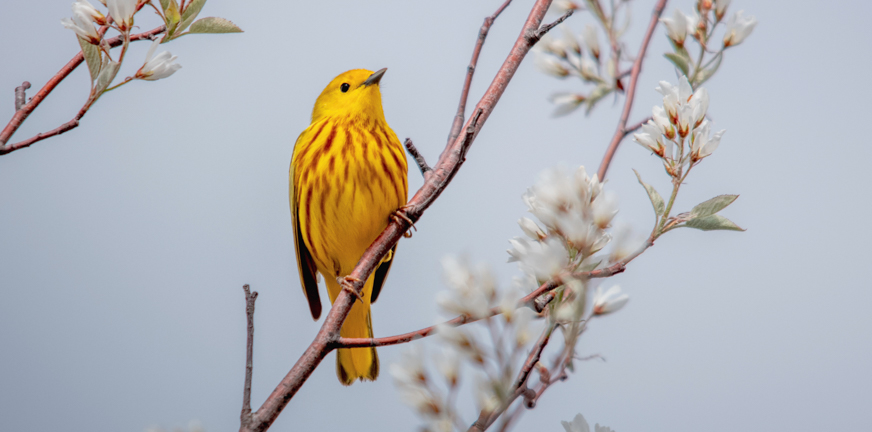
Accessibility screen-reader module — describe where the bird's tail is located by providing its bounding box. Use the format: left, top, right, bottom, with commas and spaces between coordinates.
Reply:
327, 275, 379, 385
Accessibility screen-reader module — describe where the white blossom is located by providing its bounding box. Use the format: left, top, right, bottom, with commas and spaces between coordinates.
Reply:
61, 2, 101, 44
689, 87, 709, 127
507, 236, 568, 281
390, 345, 427, 387
723, 10, 757, 47
656, 76, 693, 124
550, 92, 585, 117
561, 26, 581, 55
651, 106, 675, 139
660, 9, 688, 46
73, 0, 106, 25
633, 121, 664, 154
562, 413, 591, 432
437, 256, 493, 318
592, 285, 629, 315
715, 0, 731, 21
578, 56, 600, 82
107, 0, 136, 31
537, 33, 569, 58
135, 36, 182, 81
549, 0, 580, 14
690, 120, 726, 159
581, 25, 600, 60
535, 53, 570, 78
435, 348, 459, 386
436, 323, 483, 363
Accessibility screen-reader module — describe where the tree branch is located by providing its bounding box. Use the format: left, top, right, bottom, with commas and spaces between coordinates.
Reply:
596, 0, 668, 180
241, 2, 559, 431
446, 0, 513, 147
404, 138, 432, 178
14, 82, 30, 111
240, 285, 258, 426
0, 25, 167, 155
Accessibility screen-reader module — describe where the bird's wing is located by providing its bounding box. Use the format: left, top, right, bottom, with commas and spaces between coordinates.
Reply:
370, 244, 397, 304
290, 136, 322, 320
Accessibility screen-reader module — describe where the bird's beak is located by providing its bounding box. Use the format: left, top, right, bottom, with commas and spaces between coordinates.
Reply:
362, 68, 387, 87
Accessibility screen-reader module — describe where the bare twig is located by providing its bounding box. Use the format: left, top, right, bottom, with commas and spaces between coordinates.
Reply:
596, 0, 668, 180
447, 0, 513, 147
241, 2, 560, 431
14, 82, 30, 111
0, 25, 167, 155
240, 285, 259, 425
404, 138, 432, 177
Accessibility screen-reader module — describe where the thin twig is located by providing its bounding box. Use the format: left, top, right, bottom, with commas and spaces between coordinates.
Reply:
596, 0, 668, 180
14, 82, 30, 111
240, 285, 259, 426
0, 25, 167, 154
447, 0, 513, 147
468, 322, 557, 432
404, 138, 432, 177
242, 2, 557, 431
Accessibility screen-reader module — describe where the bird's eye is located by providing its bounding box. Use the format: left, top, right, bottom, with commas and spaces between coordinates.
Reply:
340, 83, 350, 93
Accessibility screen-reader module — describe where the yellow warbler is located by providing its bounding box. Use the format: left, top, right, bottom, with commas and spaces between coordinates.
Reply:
289, 68, 408, 385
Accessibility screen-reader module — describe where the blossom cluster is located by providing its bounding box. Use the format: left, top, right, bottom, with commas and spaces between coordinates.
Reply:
634, 76, 725, 176
660, 0, 756, 49
60, 0, 183, 86
533, 24, 618, 116
509, 166, 616, 280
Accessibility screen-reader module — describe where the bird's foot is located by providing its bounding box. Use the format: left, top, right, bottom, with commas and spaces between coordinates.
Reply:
390, 206, 417, 238
338, 276, 364, 303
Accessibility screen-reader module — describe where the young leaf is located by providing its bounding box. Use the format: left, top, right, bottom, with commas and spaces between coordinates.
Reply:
160, 0, 171, 10
177, 0, 207, 34
78, 37, 102, 82
633, 169, 665, 216
93, 60, 120, 98
664, 52, 690, 76
693, 52, 723, 86
187, 17, 243, 34
691, 194, 738, 218
683, 214, 745, 231
584, 84, 612, 115
164, 0, 181, 36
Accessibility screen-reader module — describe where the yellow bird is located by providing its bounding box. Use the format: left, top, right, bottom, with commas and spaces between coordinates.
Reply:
290, 68, 408, 385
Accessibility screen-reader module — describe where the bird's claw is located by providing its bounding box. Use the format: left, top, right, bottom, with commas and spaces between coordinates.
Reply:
391, 206, 417, 238
338, 276, 364, 303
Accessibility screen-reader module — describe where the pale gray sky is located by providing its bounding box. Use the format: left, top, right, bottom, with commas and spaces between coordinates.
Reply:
2, 1, 871, 431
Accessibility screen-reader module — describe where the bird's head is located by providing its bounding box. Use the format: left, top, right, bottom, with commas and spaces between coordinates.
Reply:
311, 68, 387, 123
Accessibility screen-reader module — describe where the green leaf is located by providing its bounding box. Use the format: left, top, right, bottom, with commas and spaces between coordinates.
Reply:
160, 0, 171, 10
633, 169, 665, 216
684, 214, 745, 231
78, 37, 102, 83
187, 17, 244, 34
93, 60, 120, 99
177, 0, 207, 34
664, 52, 690, 76
164, 0, 181, 36
693, 52, 723, 86
691, 194, 738, 218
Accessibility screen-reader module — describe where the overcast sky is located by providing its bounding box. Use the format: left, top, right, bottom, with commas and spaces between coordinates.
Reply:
2, 1, 871, 431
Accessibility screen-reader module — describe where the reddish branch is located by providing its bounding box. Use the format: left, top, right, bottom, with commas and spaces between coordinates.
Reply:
403, 138, 432, 177
0, 25, 166, 155
238, 1, 563, 431
596, 0, 668, 180
447, 0, 512, 146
